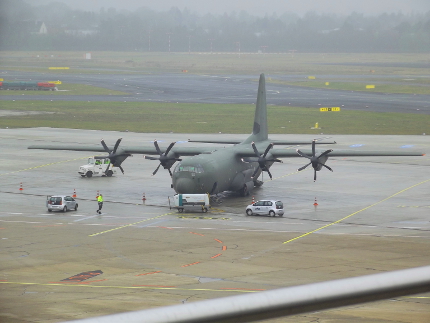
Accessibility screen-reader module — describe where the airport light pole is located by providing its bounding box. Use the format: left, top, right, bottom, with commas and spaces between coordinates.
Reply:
208, 38, 214, 53
188, 35, 192, 54
166, 32, 173, 53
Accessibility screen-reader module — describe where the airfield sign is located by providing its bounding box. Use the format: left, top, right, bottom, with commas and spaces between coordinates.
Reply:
320, 107, 341, 112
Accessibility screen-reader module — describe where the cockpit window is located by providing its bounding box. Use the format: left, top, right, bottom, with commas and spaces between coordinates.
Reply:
175, 163, 204, 173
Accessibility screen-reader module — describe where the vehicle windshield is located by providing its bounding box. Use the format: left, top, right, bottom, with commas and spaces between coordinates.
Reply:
175, 163, 204, 173
50, 197, 62, 205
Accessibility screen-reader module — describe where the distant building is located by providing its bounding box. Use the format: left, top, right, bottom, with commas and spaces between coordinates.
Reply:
64, 28, 98, 36
30, 21, 48, 34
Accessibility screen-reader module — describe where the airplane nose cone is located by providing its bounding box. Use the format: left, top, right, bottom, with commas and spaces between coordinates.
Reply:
174, 178, 196, 193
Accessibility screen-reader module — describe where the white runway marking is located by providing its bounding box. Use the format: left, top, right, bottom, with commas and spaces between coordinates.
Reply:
74, 214, 104, 222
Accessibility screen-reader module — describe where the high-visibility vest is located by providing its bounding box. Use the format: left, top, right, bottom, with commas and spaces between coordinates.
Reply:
98, 195, 103, 203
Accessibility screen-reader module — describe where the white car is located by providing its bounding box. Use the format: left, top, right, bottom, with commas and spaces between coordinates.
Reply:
47, 195, 78, 212
246, 200, 284, 217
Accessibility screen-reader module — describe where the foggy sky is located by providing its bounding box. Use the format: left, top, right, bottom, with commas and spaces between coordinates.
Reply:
29, 0, 430, 16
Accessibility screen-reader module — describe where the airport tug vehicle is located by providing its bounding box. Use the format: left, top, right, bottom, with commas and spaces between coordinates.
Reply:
78, 157, 117, 178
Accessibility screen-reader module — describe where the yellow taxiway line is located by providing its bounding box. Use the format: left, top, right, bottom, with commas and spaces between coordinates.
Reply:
283, 178, 430, 244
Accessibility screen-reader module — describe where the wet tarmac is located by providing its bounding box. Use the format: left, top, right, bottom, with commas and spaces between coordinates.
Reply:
1, 127, 430, 322
1, 72, 430, 114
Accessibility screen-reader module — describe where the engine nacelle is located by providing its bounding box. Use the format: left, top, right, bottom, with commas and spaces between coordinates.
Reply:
315, 155, 329, 171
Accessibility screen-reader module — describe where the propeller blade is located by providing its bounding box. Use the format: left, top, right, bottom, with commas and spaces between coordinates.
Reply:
144, 156, 159, 160
318, 149, 333, 158
312, 139, 316, 156
113, 138, 122, 153
296, 149, 312, 159
251, 166, 260, 178
267, 169, 273, 180
152, 163, 161, 176
262, 143, 274, 158
101, 139, 110, 153
298, 162, 311, 171
314, 169, 317, 181
153, 140, 162, 155
119, 165, 125, 174
321, 163, 333, 172
168, 168, 173, 177
251, 142, 259, 156
164, 142, 176, 155
266, 158, 283, 163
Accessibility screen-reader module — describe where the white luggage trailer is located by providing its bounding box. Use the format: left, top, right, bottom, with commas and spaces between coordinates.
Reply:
171, 194, 210, 213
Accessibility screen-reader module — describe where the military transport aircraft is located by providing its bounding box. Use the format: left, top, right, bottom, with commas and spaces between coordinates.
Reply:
28, 74, 424, 196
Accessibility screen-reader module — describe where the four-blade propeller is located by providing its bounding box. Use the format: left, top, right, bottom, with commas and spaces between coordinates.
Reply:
144, 140, 182, 176
94, 138, 131, 174
242, 142, 282, 180
296, 140, 333, 181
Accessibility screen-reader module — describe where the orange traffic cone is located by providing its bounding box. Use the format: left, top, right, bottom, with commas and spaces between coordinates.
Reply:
252, 196, 255, 204
313, 197, 318, 206
142, 193, 146, 202
73, 189, 77, 198
19, 182, 23, 191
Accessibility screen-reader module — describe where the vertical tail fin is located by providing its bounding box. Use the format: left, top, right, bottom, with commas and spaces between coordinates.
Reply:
243, 73, 268, 144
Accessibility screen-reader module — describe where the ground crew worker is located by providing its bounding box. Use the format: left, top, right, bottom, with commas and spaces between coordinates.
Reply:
97, 194, 104, 214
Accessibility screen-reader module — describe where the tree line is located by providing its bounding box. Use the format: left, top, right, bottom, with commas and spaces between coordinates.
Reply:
1, 0, 430, 52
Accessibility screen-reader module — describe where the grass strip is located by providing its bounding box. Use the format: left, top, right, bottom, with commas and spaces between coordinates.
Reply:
0, 101, 429, 135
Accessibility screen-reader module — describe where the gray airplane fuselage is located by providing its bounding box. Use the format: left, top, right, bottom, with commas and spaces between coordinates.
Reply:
172, 142, 271, 194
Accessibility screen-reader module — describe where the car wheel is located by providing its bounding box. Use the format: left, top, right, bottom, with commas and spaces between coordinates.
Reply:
86, 171, 93, 178
269, 210, 275, 217
74, 204, 78, 211
106, 170, 113, 177
63, 206, 68, 212
48, 209, 52, 212
246, 209, 253, 216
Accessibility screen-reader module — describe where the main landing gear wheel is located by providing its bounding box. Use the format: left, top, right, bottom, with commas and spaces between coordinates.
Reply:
240, 184, 249, 197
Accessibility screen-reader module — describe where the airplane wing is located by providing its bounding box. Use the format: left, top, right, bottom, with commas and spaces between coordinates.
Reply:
27, 144, 211, 156
233, 147, 425, 158
270, 148, 425, 158
188, 139, 337, 145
